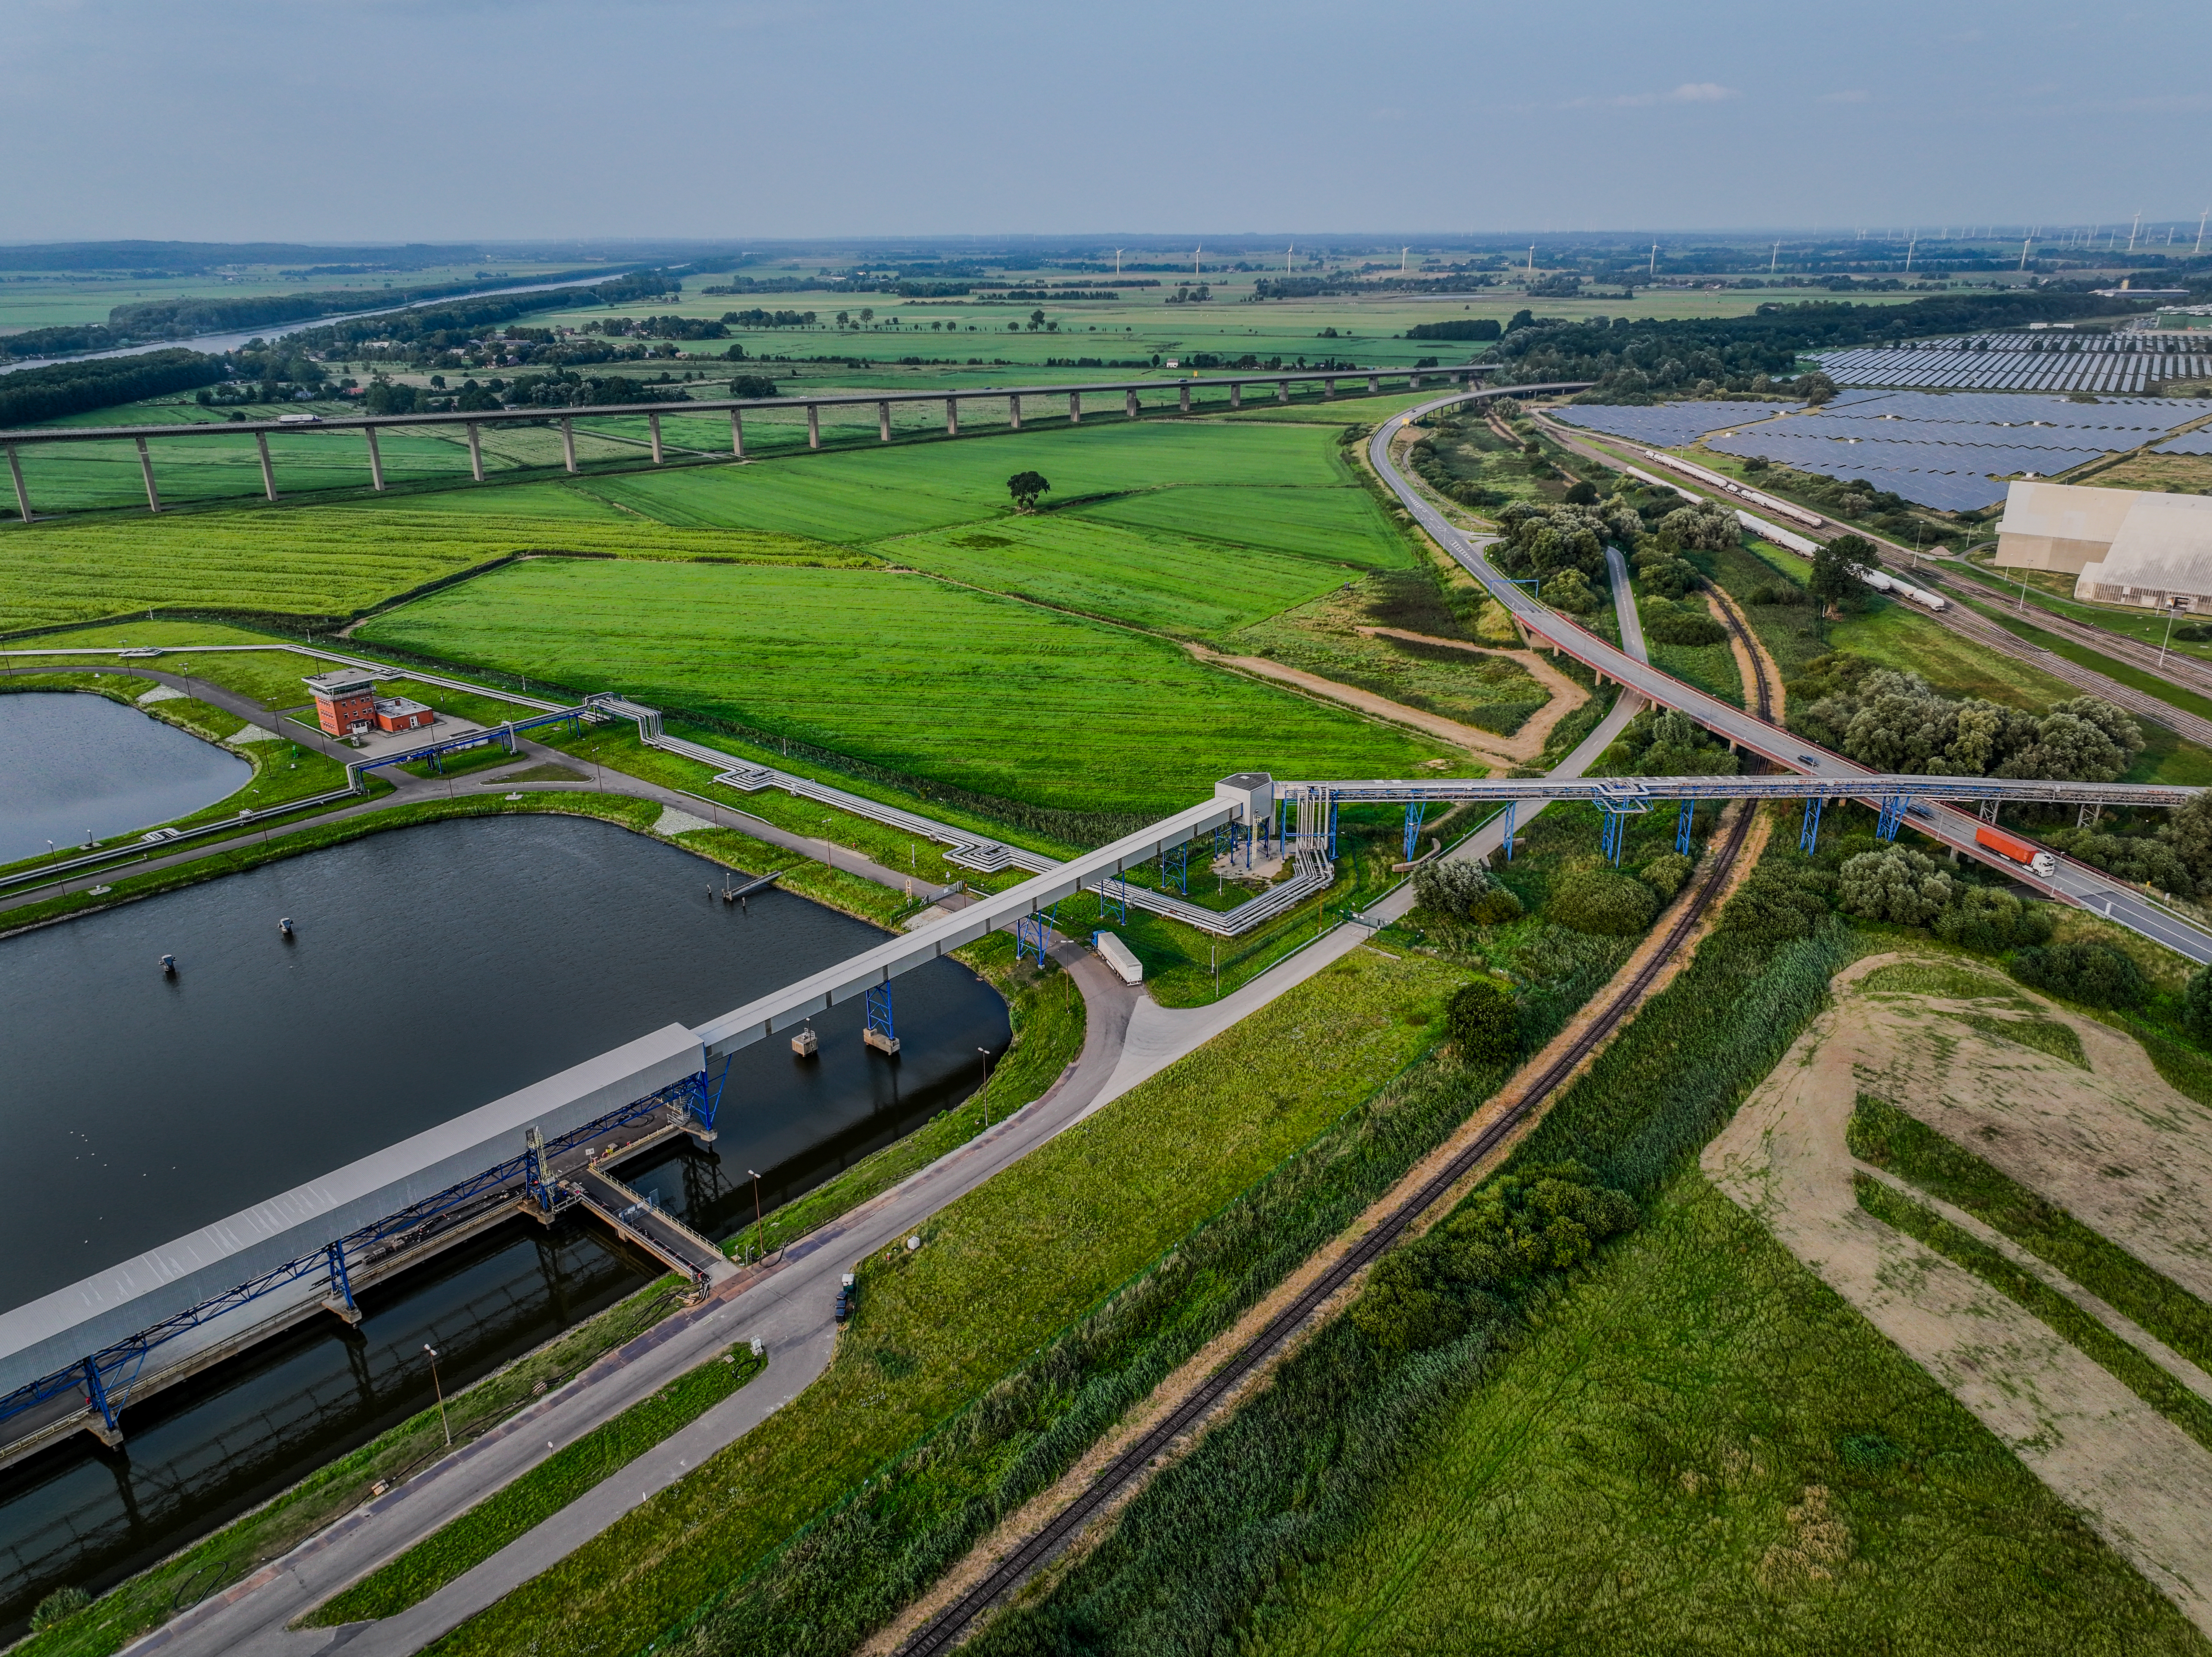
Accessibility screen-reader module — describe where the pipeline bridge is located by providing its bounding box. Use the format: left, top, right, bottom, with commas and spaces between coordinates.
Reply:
0, 361, 1509, 521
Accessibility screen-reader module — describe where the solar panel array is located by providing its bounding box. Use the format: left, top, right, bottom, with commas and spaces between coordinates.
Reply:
1703, 431, 2092, 512
1545, 402, 1788, 445
2157, 427, 2212, 455
1796, 390, 2199, 433
1814, 332, 2212, 395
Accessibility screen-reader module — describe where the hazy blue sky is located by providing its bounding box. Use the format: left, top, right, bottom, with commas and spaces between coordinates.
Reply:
3, 0, 2205, 244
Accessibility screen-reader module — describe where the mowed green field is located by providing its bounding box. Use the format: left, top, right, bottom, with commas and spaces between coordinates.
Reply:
0, 508, 863, 632
357, 558, 1445, 813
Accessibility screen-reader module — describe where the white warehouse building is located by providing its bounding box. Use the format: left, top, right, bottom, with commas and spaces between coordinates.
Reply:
1994, 480, 2212, 611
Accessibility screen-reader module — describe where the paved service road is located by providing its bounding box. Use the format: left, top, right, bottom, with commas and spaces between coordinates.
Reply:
1372, 394, 2212, 966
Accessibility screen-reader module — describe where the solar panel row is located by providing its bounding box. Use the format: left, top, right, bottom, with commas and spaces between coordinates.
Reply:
1799, 390, 2197, 431
1706, 431, 2105, 477
1813, 333, 2212, 395
1547, 402, 1787, 445
2156, 428, 2212, 455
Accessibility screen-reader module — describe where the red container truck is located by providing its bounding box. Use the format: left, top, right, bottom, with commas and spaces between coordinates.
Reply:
1976, 824, 2057, 879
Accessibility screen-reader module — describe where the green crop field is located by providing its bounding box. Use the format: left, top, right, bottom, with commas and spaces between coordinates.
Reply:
0, 508, 864, 633
356, 557, 1448, 815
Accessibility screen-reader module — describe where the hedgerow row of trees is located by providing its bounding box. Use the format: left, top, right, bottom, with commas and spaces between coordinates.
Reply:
0, 348, 228, 426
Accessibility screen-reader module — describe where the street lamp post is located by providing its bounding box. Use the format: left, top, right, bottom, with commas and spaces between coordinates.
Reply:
977, 1046, 992, 1125
424, 1344, 452, 1447
2160, 596, 2187, 667
748, 1168, 763, 1262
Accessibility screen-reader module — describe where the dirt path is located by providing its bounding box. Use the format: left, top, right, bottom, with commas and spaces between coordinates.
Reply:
1181, 639, 1525, 765
1702, 584, 1787, 722
1703, 951, 2212, 1635
866, 800, 1773, 1656
1350, 627, 1589, 758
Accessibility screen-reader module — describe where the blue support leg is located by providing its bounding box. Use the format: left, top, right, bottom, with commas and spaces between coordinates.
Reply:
83, 1357, 119, 1440
326, 1241, 356, 1316
1328, 797, 1338, 862
1502, 799, 1517, 863
1402, 798, 1429, 862
1676, 798, 1695, 855
866, 983, 896, 1045
1800, 795, 1825, 854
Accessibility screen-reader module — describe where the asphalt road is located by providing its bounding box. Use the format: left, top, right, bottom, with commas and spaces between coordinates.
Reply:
1373, 395, 2212, 966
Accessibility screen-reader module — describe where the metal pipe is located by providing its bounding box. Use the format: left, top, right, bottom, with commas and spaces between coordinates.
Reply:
560, 417, 577, 473
135, 436, 161, 513
7, 444, 33, 523
364, 426, 384, 491
255, 431, 277, 501
466, 422, 483, 481
649, 413, 663, 464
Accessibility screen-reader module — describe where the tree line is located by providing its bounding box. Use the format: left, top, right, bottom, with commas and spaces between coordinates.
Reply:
0, 348, 228, 427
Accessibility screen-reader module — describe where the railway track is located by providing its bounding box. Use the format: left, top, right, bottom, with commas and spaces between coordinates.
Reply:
894, 592, 1774, 1657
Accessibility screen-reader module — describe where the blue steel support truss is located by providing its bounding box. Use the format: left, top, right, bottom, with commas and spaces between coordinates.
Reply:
1500, 799, 1517, 862
1015, 913, 1050, 964
1328, 797, 1339, 861
1099, 873, 1128, 925
1800, 795, 1826, 854
1403, 797, 1429, 862
1876, 796, 1911, 841
866, 983, 895, 1045
1157, 840, 1188, 895
1676, 798, 1695, 855
0, 1072, 710, 1437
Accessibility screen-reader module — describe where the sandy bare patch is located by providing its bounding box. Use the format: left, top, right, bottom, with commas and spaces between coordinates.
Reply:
1182, 639, 1520, 766
1705, 950, 2212, 1634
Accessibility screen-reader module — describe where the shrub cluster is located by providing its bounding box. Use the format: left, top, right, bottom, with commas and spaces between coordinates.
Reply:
1411, 859, 1523, 925
1639, 595, 1728, 647
1549, 865, 1660, 936
2009, 940, 2150, 1009
1612, 707, 1740, 777
1790, 653, 2143, 783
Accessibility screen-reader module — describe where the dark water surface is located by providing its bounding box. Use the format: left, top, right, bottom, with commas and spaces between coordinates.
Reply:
0, 691, 252, 864
0, 814, 1006, 1630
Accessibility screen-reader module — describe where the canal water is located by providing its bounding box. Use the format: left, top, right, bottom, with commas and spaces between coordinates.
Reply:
0, 813, 1009, 1632
0, 691, 252, 865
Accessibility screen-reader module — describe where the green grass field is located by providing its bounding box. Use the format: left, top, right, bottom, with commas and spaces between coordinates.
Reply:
1245, 1174, 2206, 1657
357, 557, 1448, 815
0, 509, 865, 633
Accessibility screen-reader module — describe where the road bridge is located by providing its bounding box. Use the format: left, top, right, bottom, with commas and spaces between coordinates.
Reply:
1369, 390, 2212, 965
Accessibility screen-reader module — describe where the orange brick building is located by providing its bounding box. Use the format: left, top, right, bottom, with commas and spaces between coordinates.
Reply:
304, 670, 436, 738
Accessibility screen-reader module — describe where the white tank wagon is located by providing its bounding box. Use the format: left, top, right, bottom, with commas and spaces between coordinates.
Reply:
1644, 448, 1827, 529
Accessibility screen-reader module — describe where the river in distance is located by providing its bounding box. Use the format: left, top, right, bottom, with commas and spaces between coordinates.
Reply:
0, 812, 1009, 1633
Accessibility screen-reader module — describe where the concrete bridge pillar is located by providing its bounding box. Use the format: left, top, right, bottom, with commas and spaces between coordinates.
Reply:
1009, 393, 1022, 430
1325, 377, 1336, 398
1368, 374, 1380, 395
945, 397, 959, 436
807, 405, 821, 449
255, 431, 278, 501
730, 409, 746, 458
649, 413, 664, 464
1125, 388, 1140, 418
1178, 382, 1191, 414
1230, 382, 1242, 409
1068, 390, 1081, 423
466, 422, 484, 481
135, 436, 161, 512
1277, 379, 1289, 403
879, 401, 892, 441
5, 445, 31, 523
560, 417, 578, 474
1409, 371, 1422, 391
364, 427, 385, 491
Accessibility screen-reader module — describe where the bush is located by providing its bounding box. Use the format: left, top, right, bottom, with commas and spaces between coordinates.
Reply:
1549, 866, 1660, 936
1640, 600, 1728, 647
1933, 885, 2054, 952
1836, 846, 1953, 926
31, 1586, 91, 1631
1638, 851, 1695, 901
1721, 865, 1830, 942
1446, 979, 1521, 1063
1412, 859, 1523, 925
2009, 941, 2149, 1010
1563, 480, 1599, 505
1541, 567, 1598, 613
2187, 964, 2212, 1039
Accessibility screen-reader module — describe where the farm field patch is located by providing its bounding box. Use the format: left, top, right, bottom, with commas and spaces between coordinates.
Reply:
356, 557, 1448, 815
0, 509, 862, 633
884, 512, 1358, 636
1070, 480, 1411, 566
